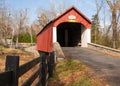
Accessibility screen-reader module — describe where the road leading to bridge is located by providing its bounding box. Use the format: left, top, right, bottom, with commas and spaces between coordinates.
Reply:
62, 47, 120, 86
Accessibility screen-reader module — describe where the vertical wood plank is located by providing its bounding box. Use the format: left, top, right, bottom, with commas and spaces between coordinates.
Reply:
5, 55, 19, 86
48, 51, 55, 78
40, 52, 47, 86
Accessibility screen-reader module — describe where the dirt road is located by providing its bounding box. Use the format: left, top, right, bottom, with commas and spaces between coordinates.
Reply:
62, 47, 120, 86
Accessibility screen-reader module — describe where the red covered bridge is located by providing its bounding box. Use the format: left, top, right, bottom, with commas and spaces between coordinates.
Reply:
37, 6, 91, 53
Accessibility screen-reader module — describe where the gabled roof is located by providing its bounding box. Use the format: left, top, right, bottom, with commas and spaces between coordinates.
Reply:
53, 6, 91, 24
37, 6, 91, 36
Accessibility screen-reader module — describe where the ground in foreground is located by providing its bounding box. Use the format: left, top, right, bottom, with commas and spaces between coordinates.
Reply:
48, 59, 107, 86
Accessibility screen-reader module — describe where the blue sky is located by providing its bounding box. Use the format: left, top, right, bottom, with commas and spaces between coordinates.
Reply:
7, 0, 106, 24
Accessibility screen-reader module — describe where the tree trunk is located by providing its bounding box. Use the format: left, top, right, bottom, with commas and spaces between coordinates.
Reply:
112, 11, 118, 48
106, 0, 119, 49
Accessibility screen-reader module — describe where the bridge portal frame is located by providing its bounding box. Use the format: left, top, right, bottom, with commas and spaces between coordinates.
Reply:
37, 6, 91, 52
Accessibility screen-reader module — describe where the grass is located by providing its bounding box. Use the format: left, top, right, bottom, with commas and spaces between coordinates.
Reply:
0, 46, 35, 62
48, 59, 105, 86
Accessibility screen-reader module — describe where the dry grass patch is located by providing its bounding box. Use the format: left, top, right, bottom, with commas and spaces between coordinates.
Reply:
48, 59, 107, 86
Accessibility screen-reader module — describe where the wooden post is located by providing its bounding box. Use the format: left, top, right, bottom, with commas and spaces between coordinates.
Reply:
48, 51, 55, 78
40, 52, 47, 86
65, 29, 68, 46
5, 55, 19, 86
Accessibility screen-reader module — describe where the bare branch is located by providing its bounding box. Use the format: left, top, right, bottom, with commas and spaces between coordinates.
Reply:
95, 0, 103, 14
106, 0, 113, 10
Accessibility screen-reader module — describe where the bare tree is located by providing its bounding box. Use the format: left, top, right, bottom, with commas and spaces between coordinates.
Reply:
13, 9, 28, 47
117, 4, 120, 46
37, 9, 50, 29
31, 22, 40, 35
0, 0, 12, 46
106, 0, 120, 48
91, 0, 103, 43
37, 3, 66, 31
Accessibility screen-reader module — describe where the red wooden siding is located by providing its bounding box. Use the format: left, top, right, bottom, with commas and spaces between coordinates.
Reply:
36, 23, 53, 52
53, 7, 91, 28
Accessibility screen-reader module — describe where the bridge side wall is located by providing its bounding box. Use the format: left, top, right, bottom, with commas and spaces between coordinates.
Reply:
81, 25, 91, 47
88, 43, 120, 57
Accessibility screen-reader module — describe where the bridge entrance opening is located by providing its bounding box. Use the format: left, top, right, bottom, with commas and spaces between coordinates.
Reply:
57, 22, 81, 47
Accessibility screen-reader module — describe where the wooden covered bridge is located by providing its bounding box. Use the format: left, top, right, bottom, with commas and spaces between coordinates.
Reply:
36, 6, 91, 53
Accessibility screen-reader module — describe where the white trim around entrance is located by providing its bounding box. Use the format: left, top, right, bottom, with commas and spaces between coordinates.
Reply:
53, 27, 57, 42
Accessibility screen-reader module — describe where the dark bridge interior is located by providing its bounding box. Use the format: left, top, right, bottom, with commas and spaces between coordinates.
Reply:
57, 22, 81, 47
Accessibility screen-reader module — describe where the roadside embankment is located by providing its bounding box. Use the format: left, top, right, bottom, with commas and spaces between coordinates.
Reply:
88, 43, 120, 58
